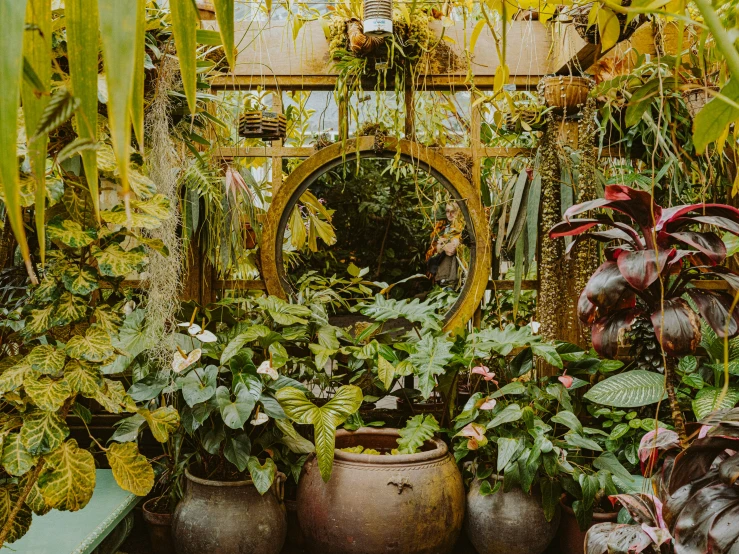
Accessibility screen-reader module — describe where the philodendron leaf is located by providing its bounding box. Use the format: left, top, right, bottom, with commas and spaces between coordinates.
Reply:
224, 431, 251, 472
2, 433, 35, 477
106, 441, 154, 496
276, 385, 363, 481
20, 410, 69, 456
377, 356, 395, 390
409, 334, 453, 399
274, 419, 315, 454
139, 407, 180, 443
66, 326, 114, 362
397, 414, 440, 454
247, 456, 277, 495
583, 370, 666, 408
23, 375, 72, 412
38, 439, 95, 511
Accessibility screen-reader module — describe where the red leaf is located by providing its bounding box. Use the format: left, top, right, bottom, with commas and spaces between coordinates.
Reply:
563, 198, 611, 220
549, 219, 601, 238
668, 231, 726, 265
591, 309, 639, 358
616, 248, 673, 291
586, 261, 632, 310
658, 203, 739, 231
651, 298, 702, 356
686, 290, 739, 338
578, 289, 598, 324
604, 185, 662, 229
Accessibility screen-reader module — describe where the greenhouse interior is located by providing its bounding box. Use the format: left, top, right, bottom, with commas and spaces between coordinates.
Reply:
0, 0, 738, 552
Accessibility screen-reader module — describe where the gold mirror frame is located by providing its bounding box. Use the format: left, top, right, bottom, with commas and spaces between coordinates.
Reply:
260, 137, 491, 332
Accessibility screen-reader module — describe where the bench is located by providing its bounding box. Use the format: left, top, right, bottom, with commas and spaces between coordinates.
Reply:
11, 469, 138, 554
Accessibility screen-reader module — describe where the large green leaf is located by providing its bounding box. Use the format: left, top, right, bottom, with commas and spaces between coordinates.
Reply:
397, 414, 439, 454
93, 379, 137, 414
106, 441, 154, 496
247, 456, 276, 495
276, 385, 363, 481
256, 296, 312, 326
61, 264, 99, 295
101, 309, 153, 374
377, 356, 395, 390
692, 386, 739, 419
20, 410, 69, 455
98, 0, 138, 200
213, 0, 235, 70
65, 0, 99, 222
0, 0, 32, 277
224, 432, 251, 472
216, 383, 256, 429
170, 0, 198, 114
359, 295, 441, 330
24, 375, 72, 412
52, 291, 89, 326
409, 334, 453, 399
694, 79, 739, 154
39, 439, 95, 511
583, 370, 666, 408
182, 366, 218, 407
274, 418, 315, 454
66, 326, 114, 362
0, 361, 32, 394
131, 0, 146, 150
22, 0, 51, 264
2, 433, 35, 477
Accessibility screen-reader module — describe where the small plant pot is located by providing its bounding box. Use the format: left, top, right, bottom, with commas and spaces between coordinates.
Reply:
142, 497, 175, 554
558, 498, 619, 554
195, 0, 217, 20
540, 75, 592, 113
572, 1, 641, 46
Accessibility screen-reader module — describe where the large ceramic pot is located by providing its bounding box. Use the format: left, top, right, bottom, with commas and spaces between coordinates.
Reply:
172, 469, 287, 554
297, 427, 465, 554
465, 477, 560, 554
142, 498, 175, 554
558, 499, 618, 554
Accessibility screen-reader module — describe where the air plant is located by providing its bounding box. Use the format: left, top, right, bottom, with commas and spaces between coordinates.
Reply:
550, 185, 739, 444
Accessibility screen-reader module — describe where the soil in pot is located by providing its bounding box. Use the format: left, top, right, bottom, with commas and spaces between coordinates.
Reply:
465, 477, 560, 554
297, 427, 465, 554
142, 497, 175, 554
557, 498, 619, 554
172, 469, 286, 554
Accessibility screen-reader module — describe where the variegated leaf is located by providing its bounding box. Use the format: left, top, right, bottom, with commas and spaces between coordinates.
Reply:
46, 219, 96, 248
0, 484, 32, 543
60, 264, 99, 295
39, 439, 95, 511
100, 207, 161, 229
2, 433, 35, 476
64, 360, 103, 396
92, 305, 124, 334
26, 345, 66, 375
583, 370, 666, 408
131, 234, 169, 256
128, 169, 156, 199
52, 291, 89, 326
21, 304, 55, 337
24, 375, 72, 412
106, 441, 154, 496
20, 410, 69, 455
66, 326, 113, 362
0, 361, 32, 394
132, 194, 170, 219
24, 478, 50, 516
32, 276, 61, 303
139, 406, 179, 443
692, 387, 739, 419
94, 379, 136, 414
91, 244, 147, 277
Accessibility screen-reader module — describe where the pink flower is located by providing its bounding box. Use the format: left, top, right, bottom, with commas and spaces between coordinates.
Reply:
457, 423, 488, 450
638, 428, 680, 463
558, 374, 573, 388
472, 366, 498, 384
479, 398, 497, 410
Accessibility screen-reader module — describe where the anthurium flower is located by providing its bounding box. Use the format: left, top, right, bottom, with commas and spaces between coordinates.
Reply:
457, 423, 487, 450
257, 360, 279, 380
123, 300, 136, 315
472, 366, 498, 384
479, 398, 497, 410
250, 412, 269, 426
178, 322, 202, 335
558, 371, 573, 389
172, 348, 201, 373
195, 329, 217, 343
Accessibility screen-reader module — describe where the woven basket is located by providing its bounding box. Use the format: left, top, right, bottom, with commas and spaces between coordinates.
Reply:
196, 0, 216, 20
540, 76, 592, 112
571, 1, 641, 46
682, 87, 718, 118
238, 111, 287, 140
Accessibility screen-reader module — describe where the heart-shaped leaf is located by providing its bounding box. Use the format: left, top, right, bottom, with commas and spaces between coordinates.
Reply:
106, 441, 154, 496
46, 219, 96, 248
66, 326, 114, 362
60, 264, 99, 295
39, 439, 95, 511
182, 365, 217, 407
26, 345, 66, 375
64, 360, 103, 396
91, 244, 147, 277
216, 383, 256, 429
139, 406, 179, 443
247, 456, 277, 495
1, 433, 35, 477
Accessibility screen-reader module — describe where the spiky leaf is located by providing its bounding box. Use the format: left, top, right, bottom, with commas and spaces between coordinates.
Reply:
106, 441, 154, 496
397, 414, 439, 454
31, 87, 80, 139
20, 411, 69, 455
39, 439, 95, 511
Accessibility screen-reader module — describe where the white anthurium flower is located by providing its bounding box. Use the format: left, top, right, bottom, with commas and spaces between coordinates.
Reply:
195, 330, 217, 343
177, 322, 202, 336
172, 349, 202, 373
257, 360, 279, 380
123, 300, 136, 315
250, 412, 269, 426
529, 320, 541, 334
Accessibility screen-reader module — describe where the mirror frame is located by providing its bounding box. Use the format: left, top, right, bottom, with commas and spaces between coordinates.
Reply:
260, 137, 491, 332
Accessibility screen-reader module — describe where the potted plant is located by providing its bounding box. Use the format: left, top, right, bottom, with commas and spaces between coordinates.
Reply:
539, 75, 594, 113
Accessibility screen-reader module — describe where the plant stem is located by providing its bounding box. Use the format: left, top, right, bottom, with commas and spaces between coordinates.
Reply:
665, 356, 688, 447
0, 459, 45, 548
692, 0, 739, 80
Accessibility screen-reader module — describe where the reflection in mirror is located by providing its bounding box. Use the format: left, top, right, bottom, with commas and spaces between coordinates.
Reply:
279, 157, 470, 319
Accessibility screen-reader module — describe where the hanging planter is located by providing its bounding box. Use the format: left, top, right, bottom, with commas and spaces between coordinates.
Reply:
238, 110, 287, 140
682, 86, 719, 118
195, 0, 217, 20
363, 0, 393, 37
571, 1, 641, 46
539, 75, 593, 112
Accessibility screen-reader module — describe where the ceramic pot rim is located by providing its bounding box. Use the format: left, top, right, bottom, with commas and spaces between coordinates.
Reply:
185, 468, 286, 488
334, 427, 448, 464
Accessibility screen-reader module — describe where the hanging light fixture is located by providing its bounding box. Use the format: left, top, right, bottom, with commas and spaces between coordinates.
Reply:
363, 0, 393, 37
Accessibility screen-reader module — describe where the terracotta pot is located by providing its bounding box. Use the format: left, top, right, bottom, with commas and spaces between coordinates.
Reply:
195, 0, 217, 20
172, 469, 287, 554
465, 477, 560, 554
142, 497, 175, 554
540, 76, 592, 112
244, 222, 257, 249
558, 499, 618, 554
297, 427, 465, 554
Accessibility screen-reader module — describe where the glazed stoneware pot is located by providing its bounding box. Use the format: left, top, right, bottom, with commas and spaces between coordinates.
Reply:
172, 469, 287, 554
465, 477, 560, 554
142, 497, 175, 554
558, 499, 618, 554
297, 427, 465, 554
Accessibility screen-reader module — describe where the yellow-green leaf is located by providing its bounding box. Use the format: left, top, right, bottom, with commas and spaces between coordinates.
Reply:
94, 379, 136, 414
2, 433, 35, 476
470, 19, 486, 55
100, 207, 162, 229
20, 410, 69, 455
61, 264, 99, 296
24, 375, 72, 412
213, 0, 235, 70
106, 441, 154, 496
139, 407, 179, 443
134, 194, 171, 219
0, 362, 32, 394
27, 345, 66, 375
91, 244, 148, 277
0, 484, 32, 543
597, 7, 620, 51
0, 0, 33, 280
377, 356, 395, 390
66, 0, 100, 223
66, 326, 114, 362
23, 0, 52, 265
129, 169, 157, 199
64, 360, 103, 397
47, 219, 96, 248
98, 0, 139, 200
92, 305, 124, 334
24, 479, 50, 516
170, 0, 198, 114
52, 291, 89, 326
131, 0, 146, 150
39, 439, 95, 511
22, 304, 55, 337
694, 79, 739, 154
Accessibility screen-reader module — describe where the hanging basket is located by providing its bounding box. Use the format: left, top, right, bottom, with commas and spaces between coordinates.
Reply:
571, 1, 641, 46
238, 111, 287, 140
539, 76, 593, 112
363, 0, 393, 37
195, 0, 217, 20
682, 86, 719, 118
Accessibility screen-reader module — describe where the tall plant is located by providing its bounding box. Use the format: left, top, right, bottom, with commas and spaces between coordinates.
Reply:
550, 184, 739, 444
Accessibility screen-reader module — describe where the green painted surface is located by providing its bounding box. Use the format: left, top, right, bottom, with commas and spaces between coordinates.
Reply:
12, 469, 138, 554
